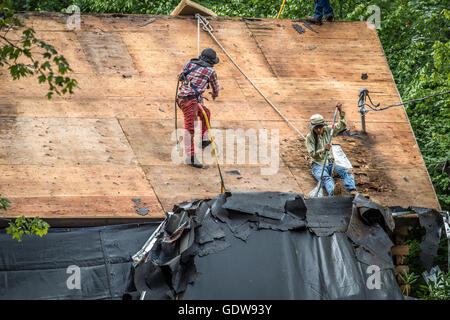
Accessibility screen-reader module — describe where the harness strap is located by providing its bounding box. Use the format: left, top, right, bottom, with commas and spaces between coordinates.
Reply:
184, 62, 202, 99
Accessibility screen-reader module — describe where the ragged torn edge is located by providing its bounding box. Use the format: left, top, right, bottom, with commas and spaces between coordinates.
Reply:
391, 206, 448, 272
128, 191, 309, 299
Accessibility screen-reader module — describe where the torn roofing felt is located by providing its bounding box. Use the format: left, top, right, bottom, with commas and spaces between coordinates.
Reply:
0, 192, 444, 300
0, 223, 159, 300
127, 191, 407, 300
391, 205, 446, 272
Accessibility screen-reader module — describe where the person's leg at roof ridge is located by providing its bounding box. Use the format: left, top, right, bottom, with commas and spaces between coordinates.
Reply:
306, 0, 334, 25
314, 0, 324, 21
321, 0, 334, 21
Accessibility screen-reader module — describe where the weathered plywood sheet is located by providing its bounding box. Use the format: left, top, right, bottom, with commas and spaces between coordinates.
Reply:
120, 119, 295, 166
368, 167, 439, 209
0, 118, 137, 165
2, 196, 163, 219
0, 13, 440, 225
0, 165, 152, 197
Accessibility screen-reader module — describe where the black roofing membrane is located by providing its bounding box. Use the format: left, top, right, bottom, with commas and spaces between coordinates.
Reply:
0, 223, 158, 299
0, 191, 444, 300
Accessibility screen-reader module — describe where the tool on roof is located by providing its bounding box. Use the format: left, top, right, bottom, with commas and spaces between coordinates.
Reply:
174, 78, 183, 152
198, 104, 227, 193
307, 106, 339, 198
195, 13, 306, 141
358, 88, 450, 133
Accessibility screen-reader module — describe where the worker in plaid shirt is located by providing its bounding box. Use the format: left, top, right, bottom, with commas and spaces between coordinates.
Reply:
177, 48, 220, 168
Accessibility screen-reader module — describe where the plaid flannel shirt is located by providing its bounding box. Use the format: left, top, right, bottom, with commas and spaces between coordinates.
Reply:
178, 61, 219, 100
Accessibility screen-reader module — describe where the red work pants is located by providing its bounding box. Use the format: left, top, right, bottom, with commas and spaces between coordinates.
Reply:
177, 98, 211, 156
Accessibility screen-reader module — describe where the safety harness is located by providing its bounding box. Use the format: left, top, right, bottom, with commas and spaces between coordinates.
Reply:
181, 61, 202, 100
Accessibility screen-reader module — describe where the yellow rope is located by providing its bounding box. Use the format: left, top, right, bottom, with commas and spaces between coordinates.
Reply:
198, 104, 227, 193
276, 0, 287, 19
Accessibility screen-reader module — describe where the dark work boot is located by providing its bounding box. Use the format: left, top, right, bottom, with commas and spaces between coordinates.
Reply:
186, 155, 203, 168
305, 16, 322, 25
202, 140, 212, 149
325, 15, 334, 22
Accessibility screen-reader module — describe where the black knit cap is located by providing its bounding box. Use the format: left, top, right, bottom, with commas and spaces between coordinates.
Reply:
199, 48, 219, 65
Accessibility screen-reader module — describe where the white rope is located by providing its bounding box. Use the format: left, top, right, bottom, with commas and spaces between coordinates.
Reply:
195, 14, 306, 140
197, 17, 200, 57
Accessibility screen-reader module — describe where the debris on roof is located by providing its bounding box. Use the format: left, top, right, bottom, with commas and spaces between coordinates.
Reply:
280, 132, 395, 196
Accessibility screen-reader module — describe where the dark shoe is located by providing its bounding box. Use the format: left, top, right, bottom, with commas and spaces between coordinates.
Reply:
325, 15, 334, 22
201, 140, 212, 149
186, 155, 203, 168
305, 15, 322, 25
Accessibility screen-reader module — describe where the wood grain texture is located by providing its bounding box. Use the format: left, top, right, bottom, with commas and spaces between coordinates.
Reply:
0, 13, 440, 224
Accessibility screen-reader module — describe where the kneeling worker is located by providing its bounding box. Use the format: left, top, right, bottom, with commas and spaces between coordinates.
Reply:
177, 48, 220, 169
306, 103, 357, 196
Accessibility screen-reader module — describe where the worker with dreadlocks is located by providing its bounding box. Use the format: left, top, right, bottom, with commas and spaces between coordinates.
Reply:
177, 48, 220, 169
306, 103, 357, 196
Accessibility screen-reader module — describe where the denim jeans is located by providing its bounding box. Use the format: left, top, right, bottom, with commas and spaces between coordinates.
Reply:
311, 161, 356, 196
314, 0, 334, 20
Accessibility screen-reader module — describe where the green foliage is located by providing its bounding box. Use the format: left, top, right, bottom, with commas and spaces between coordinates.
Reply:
0, 194, 50, 242
1, 0, 78, 98
0, 194, 11, 211
404, 226, 448, 273
11, 0, 181, 15
398, 269, 419, 295
403, 226, 449, 298
417, 270, 450, 300
5, 216, 50, 242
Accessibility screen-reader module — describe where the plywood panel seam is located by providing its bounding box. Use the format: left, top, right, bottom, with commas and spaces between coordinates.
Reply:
243, 20, 279, 78
116, 119, 166, 214
285, 164, 305, 194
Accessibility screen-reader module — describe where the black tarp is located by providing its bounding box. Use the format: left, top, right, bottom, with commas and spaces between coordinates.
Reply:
0, 223, 158, 299
181, 226, 401, 299
128, 192, 405, 300
3, 191, 438, 300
